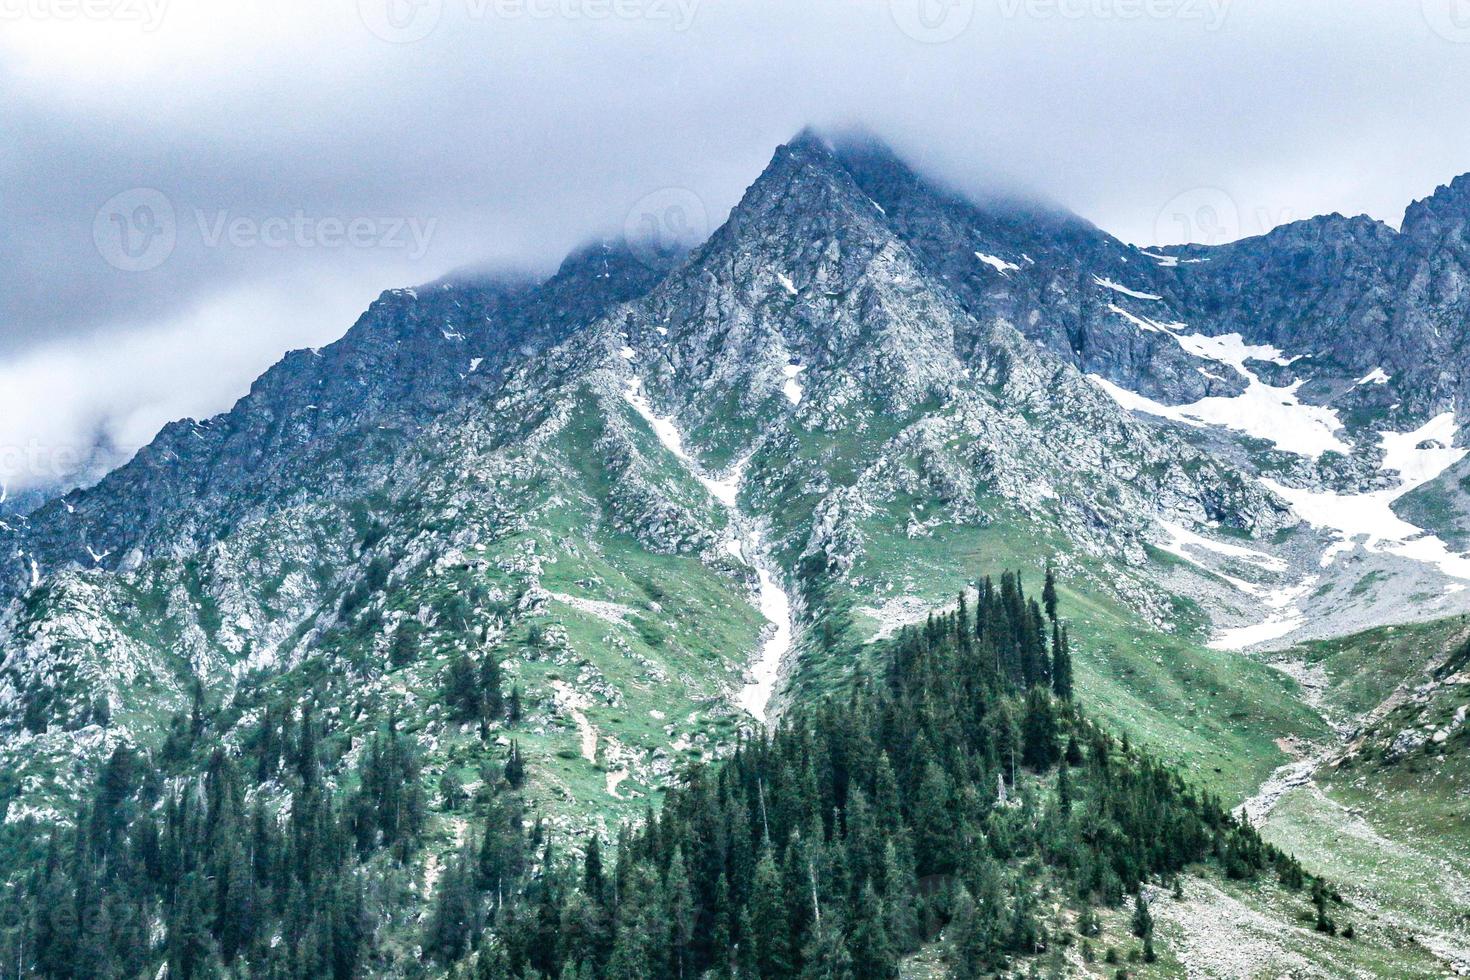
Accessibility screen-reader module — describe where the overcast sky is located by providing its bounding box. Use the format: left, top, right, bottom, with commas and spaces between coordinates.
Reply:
3, 0, 1469, 495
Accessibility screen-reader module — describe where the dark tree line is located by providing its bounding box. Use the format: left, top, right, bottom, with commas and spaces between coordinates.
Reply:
2, 696, 434, 978
0, 571, 1314, 978
454, 572, 1306, 978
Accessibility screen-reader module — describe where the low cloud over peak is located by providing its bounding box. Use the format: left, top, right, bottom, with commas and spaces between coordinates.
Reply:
4, 0, 1470, 496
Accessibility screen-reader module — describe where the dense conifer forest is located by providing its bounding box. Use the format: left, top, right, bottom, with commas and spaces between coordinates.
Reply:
0, 571, 1320, 978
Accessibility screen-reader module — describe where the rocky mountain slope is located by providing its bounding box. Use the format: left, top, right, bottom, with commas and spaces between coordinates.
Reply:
4, 128, 1470, 973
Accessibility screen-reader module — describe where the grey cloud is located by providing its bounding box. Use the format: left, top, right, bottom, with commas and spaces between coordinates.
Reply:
2, 0, 1469, 491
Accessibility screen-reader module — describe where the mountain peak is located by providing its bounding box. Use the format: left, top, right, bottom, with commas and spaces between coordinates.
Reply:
783, 125, 834, 153
1401, 171, 1470, 243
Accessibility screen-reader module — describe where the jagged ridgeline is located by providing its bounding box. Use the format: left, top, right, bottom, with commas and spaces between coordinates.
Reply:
0, 575, 1324, 979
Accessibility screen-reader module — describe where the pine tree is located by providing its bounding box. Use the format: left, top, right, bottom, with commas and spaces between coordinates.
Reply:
750, 844, 793, 979
584, 834, 605, 904
1051, 624, 1074, 700
912, 761, 955, 876
425, 846, 481, 963
848, 882, 896, 980
879, 840, 918, 954
1021, 686, 1060, 770
444, 652, 483, 723
389, 620, 420, 669
947, 886, 990, 980
800, 912, 855, 980
1312, 878, 1336, 934
668, 846, 697, 979
1131, 892, 1154, 940
1042, 562, 1058, 623
480, 654, 505, 727
440, 770, 465, 810
504, 741, 527, 789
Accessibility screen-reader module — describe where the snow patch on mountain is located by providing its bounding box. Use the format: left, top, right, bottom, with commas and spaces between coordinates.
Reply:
1107, 304, 1182, 335
1094, 301, 1344, 457
1356, 367, 1390, 386
1089, 373, 1348, 459
974, 252, 1019, 275
1265, 413, 1470, 581
1157, 521, 1287, 573
782, 363, 805, 405
735, 530, 792, 722
1208, 577, 1315, 651
1093, 275, 1161, 301
620, 375, 791, 721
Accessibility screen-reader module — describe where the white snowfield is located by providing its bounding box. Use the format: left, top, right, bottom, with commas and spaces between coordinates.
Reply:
1092, 275, 1161, 301
1138, 249, 1180, 268
1265, 413, 1470, 581
1154, 519, 1309, 650
1207, 577, 1315, 651
737, 530, 793, 721
1105, 303, 1182, 335
1161, 412, 1470, 651
1101, 293, 1470, 645
1089, 306, 1345, 459
621, 373, 791, 721
974, 252, 1020, 275
1089, 374, 1347, 460
1157, 520, 1286, 574
781, 363, 805, 405
1356, 367, 1390, 386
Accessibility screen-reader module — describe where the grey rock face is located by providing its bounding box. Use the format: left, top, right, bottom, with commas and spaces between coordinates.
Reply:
1, 242, 665, 601
3, 129, 1470, 819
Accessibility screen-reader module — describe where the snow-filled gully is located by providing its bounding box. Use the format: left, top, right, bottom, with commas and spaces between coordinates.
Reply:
1089, 284, 1470, 648
622, 375, 793, 723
